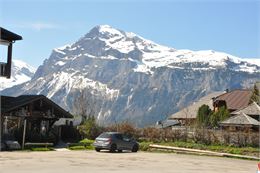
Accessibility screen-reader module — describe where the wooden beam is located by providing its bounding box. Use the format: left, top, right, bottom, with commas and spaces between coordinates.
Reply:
6, 43, 12, 78
51, 106, 54, 118
22, 119, 27, 150
29, 103, 33, 116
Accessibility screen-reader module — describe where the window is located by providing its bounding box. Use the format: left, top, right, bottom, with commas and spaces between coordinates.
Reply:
98, 133, 111, 138
114, 134, 123, 140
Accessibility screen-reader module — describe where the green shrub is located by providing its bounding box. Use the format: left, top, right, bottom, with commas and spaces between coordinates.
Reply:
68, 139, 94, 150
80, 138, 94, 145
78, 116, 104, 140
196, 104, 212, 127
210, 106, 230, 128
139, 142, 152, 151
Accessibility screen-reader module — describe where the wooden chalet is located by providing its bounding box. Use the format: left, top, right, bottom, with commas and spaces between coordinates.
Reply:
169, 89, 257, 129
219, 112, 259, 131
231, 102, 260, 120
169, 92, 223, 125
213, 89, 252, 112
0, 27, 22, 78
0, 95, 73, 148
219, 102, 260, 131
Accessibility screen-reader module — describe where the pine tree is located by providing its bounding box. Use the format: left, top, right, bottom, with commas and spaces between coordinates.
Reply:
209, 106, 230, 128
250, 83, 260, 105
196, 104, 212, 127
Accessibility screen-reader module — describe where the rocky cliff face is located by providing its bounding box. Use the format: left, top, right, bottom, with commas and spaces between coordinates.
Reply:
2, 25, 260, 127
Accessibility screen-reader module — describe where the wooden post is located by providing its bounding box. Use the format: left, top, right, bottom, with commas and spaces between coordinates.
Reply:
51, 106, 54, 118
0, 115, 2, 151
22, 119, 27, 150
59, 126, 62, 140
6, 43, 13, 78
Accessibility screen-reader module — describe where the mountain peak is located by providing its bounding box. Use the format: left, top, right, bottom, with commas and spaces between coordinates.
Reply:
85, 24, 125, 39
96, 24, 113, 30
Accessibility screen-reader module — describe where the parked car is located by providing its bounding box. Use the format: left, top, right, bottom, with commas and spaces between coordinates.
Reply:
0, 142, 7, 151
93, 132, 139, 152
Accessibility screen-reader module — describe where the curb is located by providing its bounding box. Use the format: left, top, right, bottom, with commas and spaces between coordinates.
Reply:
149, 144, 259, 160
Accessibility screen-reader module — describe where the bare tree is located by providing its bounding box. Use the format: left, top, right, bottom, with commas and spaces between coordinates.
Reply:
73, 89, 98, 123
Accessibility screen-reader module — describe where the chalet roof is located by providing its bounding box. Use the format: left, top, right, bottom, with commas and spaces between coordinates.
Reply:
214, 89, 251, 110
0, 27, 22, 42
220, 113, 259, 126
231, 102, 260, 116
1, 95, 73, 118
2, 95, 43, 112
169, 92, 224, 120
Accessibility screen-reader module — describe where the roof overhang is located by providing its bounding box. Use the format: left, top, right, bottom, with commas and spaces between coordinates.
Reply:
1, 95, 73, 119
0, 27, 22, 42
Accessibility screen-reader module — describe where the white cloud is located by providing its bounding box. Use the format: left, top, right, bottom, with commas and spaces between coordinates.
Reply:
30, 22, 58, 31
10, 21, 59, 31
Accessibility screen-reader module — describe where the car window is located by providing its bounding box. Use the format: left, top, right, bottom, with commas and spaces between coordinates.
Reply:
98, 133, 111, 138
114, 134, 123, 140
122, 135, 130, 141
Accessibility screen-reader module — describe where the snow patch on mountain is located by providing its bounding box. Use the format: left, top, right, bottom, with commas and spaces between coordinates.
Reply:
43, 71, 119, 99
242, 58, 260, 66
0, 59, 36, 91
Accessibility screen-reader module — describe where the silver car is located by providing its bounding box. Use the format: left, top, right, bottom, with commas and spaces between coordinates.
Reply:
93, 132, 139, 152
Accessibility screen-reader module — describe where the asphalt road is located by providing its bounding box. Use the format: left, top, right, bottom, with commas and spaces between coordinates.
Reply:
0, 150, 257, 173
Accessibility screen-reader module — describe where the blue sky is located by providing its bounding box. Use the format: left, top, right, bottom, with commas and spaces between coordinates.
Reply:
0, 0, 259, 67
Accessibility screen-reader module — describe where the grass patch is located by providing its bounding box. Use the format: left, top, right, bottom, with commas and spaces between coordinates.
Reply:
69, 146, 86, 150
68, 139, 95, 150
30, 147, 54, 151
69, 145, 94, 150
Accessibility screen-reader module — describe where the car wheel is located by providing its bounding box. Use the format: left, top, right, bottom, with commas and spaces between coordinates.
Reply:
95, 148, 101, 152
132, 144, 138, 152
110, 144, 117, 153
118, 149, 122, 153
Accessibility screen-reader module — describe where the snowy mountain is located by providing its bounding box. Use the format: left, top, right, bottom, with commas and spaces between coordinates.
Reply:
2, 25, 260, 126
0, 59, 36, 91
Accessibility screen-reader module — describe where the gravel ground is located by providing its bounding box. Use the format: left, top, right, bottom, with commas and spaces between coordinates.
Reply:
0, 150, 257, 173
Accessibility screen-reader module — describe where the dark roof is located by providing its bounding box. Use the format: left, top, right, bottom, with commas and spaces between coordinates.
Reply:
1, 95, 73, 118
231, 102, 260, 116
220, 113, 259, 126
169, 92, 223, 120
155, 119, 180, 129
2, 95, 43, 112
214, 89, 251, 110
0, 27, 22, 42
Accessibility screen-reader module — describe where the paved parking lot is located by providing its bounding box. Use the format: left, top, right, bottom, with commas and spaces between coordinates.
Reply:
0, 150, 257, 173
